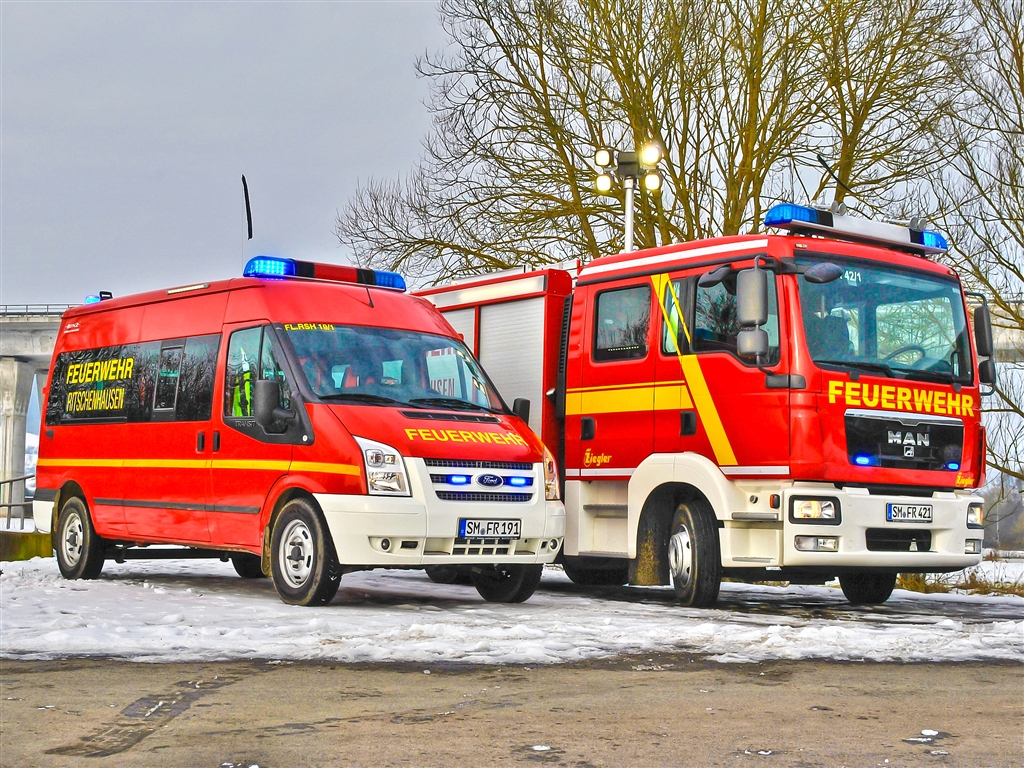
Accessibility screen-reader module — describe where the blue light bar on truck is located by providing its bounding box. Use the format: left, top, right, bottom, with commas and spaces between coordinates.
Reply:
243, 256, 406, 291
764, 203, 949, 255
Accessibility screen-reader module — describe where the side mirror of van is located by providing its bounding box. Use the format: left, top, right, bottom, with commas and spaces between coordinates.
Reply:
253, 379, 296, 432
974, 305, 994, 358
512, 398, 531, 425
736, 268, 768, 328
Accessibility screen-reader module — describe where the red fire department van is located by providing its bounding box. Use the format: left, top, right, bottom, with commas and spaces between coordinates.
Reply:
33, 257, 564, 606
417, 203, 995, 606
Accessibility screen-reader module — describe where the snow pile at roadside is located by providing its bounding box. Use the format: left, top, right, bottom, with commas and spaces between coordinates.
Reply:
2, 558, 1020, 665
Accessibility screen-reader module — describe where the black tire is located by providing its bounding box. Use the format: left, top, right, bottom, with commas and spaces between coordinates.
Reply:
561, 556, 629, 586
270, 498, 341, 606
55, 496, 105, 580
231, 553, 266, 579
668, 499, 721, 607
471, 564, 544, 603
839, 572, 897, 605
425, 565, 473, 585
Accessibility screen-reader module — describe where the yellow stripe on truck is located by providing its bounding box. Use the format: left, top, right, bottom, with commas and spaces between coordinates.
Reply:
565, 383, 693, 415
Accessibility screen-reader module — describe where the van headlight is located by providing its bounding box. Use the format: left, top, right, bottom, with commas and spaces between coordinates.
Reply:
967, 503, 984, 529
354, 436, 410, 496
543, 447, 560, 501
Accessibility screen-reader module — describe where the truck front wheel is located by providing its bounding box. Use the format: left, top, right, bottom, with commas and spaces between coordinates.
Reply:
270, 499, 341, 606
839, 572, 896, 605
471, 564, 543, 603
668, 500, 721, 607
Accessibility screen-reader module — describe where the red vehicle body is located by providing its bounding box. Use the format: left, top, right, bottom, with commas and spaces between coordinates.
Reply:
35, 260, 564, 605
418, 207, 992, 605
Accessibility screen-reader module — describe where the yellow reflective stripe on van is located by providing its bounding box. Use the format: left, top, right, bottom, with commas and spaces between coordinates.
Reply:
36, 458, 124, 468
565, 382, 693, 415
123, 458, 210, 469
209, 460, 291, 471
289, 461, 361, 476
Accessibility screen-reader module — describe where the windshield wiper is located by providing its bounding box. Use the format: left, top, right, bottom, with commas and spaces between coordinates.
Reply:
407, 396, 494, 412
319, 393, 405, 406
813, 360, 896, 378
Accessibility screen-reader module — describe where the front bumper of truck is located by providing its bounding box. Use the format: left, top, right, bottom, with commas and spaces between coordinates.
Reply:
315, 458, 564, 566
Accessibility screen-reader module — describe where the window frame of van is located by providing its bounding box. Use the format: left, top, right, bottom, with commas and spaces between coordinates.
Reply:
590, 282, 654, 363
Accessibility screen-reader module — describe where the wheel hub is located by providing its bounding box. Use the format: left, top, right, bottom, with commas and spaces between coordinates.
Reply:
668, 527, 692, 588
62, 513, 84, 567
278, 519, 313, 588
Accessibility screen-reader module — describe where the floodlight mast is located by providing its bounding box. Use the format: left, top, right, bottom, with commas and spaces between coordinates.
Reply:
593, 143, 664, 252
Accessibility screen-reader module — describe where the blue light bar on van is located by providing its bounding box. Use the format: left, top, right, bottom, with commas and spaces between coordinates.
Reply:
243, 256, 406, 291
84, 295, 102, 304
763, 203, 949, 256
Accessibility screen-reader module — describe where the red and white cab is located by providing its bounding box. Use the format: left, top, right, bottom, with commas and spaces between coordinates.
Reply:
35, 258, 564, 605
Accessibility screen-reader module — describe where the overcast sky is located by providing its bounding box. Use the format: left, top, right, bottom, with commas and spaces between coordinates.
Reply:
0, 1, 447, 306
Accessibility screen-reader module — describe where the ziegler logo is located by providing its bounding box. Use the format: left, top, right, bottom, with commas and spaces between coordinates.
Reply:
887, 431, 930, 447
583, 448, 612, 467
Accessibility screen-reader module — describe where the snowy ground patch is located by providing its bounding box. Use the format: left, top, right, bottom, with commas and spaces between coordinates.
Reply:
2, 558, 1020, 665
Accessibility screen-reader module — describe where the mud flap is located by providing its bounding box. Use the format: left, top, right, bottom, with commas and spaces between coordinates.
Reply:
629, 499, 672, 586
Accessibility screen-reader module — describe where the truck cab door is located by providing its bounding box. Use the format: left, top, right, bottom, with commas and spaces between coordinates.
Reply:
655, 265, 790, 473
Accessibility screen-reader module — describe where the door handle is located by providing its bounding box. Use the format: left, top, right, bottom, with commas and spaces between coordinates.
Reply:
196, 431, 205, 452
213, 431, 221, 452
580, 417, 596, 441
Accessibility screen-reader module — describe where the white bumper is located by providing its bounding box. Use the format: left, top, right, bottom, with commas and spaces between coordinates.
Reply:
315, 458, 564, 566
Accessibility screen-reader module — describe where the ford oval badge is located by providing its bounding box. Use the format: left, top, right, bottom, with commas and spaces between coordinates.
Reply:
476, 473, 504, 488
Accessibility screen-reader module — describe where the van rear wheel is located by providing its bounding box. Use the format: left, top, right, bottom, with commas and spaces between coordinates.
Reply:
425, 565, 473, 585
55, 497, 105, 580
839, 572, 896, 605
231, 553, 266, 579
668, 499, 721, 607
270, 499, 341, 606
471, 564, 543, 603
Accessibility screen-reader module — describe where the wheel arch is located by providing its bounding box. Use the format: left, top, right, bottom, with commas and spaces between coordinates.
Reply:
50, 480, 87, 550
260, 485, 322, 575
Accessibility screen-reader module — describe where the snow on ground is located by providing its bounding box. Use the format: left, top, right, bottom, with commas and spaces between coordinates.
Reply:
1, 558, 1021, 665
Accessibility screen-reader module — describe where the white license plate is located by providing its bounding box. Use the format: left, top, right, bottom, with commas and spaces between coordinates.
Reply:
458, 519, 521, 538
887, 504, 933, 522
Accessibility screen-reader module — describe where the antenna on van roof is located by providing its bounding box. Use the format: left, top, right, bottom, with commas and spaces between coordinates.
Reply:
241, 175, 253, 240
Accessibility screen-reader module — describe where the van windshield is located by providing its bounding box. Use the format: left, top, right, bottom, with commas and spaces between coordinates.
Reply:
283, 323, 505, 412
795, 256, 972, 384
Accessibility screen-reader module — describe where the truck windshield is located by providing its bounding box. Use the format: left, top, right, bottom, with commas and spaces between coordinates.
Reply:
283, 324, 505, 412
795, 256, 972, 384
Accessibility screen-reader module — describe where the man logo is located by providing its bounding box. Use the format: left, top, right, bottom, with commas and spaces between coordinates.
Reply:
888, 430, 930, 447
476, 474, 504, 488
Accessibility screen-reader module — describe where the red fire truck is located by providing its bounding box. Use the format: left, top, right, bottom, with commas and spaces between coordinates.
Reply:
417, 203, 995, 606
34, 257, 564, 606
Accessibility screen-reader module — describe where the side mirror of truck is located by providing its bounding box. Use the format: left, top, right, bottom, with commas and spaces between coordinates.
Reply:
978, 357, 997, 386
737, 328, 769, 359
512, 398, 531, 425
974, 305, 994, 358
253, 379, 296, 433
736, 268, 768, 328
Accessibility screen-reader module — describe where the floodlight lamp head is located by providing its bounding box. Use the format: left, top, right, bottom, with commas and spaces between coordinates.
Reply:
640, 143, 663, 168
595, 172, 615, 194
594, 147, 615, 168
642, 169, 663, 192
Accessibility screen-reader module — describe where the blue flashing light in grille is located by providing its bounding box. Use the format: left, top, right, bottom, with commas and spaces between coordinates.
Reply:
764, 203, 818, 228
920, 230, 949, 251
84, 295, 102, 304
854, 454, 873, 466
946, 462, 960, 471
243, 256, 297, 278
373, 269, 407, 291
448, 474, 471, 485
505, 476, 533, 487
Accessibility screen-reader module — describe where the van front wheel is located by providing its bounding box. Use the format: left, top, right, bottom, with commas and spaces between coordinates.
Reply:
270, 499, 341, 606
471, 564, 543, 603
55, 497, 105, 580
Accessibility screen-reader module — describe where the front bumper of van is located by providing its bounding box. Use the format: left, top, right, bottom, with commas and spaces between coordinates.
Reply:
314, 459, 564, 566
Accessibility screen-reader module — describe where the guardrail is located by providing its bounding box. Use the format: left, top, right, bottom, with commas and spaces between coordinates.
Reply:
1, 474, 34, 531
0, 304, 76, 317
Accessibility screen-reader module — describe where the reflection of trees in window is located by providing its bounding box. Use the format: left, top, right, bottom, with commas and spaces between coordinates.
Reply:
876, 298, 956, 359
175, 335, 220, 421
595, 286, 650, 360
696, 288, 739, 342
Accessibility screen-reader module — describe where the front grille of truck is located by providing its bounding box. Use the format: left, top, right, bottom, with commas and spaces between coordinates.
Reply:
435, 491, 533, 503
845, 411, 963, 471
865, 528, 933, 552
424, 459, 533, 471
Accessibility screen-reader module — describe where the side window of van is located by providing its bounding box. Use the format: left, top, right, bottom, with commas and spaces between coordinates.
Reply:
593, 285, 651, 362
224, 326, 291, 419
153, 346, 184, 413
175, 335, 220, 421
693, 273, 780, 364
259, 332, 291, 410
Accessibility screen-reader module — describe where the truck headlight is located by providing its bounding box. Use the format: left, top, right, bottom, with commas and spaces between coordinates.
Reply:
790, 497, 840, 524
354, 436, 410, 496
543, 447, 560, 501
967, 503, 984, 529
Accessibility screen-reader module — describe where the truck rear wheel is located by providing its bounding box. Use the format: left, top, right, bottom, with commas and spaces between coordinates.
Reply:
55, 497, 105, 580
270, 498, 341, 606
471, 564, 543, 603
231, 553, 266, 579
668, 500, 721, 607
839, 572, 896, 605
425, 565, 473, 585
561, 556, 629, 586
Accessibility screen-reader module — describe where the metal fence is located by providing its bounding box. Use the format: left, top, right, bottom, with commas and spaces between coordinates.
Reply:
0, 474, 33, 531
0, 304, 76, 317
